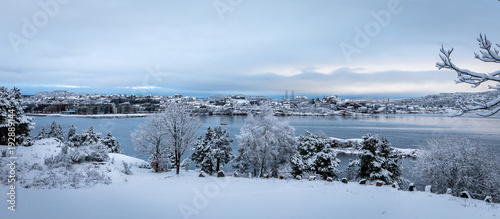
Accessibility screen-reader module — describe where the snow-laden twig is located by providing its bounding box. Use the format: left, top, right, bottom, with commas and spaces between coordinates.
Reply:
436, 34, 500, 116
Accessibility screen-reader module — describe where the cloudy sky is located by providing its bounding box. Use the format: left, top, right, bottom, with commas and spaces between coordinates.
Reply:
1, 0, 500, 98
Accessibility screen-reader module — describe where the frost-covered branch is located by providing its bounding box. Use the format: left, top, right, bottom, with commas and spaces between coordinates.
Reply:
436, 34, 500, 116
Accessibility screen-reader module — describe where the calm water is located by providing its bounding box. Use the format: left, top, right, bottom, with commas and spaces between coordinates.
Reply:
30, 114, 500, 172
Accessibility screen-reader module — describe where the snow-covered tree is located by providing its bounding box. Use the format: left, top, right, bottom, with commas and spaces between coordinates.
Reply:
356, 134, 402, 184
102, 132, 122, 153
191, 126, 234, 175
67, 125, 77, 142
413, 137, 500, 201
66, 125, 82, 147
36, 126, 47, 140
291, 130, 340, 179
436, 34, 500, 116
0, 87, 34, 145
132, 102, 202, 174
234, 105, 296, 178
378, 136, 402, 182
47, 121, 65, 141
80, 126, 102, 146
131, 113, 172, 172
163, 103, 202, 174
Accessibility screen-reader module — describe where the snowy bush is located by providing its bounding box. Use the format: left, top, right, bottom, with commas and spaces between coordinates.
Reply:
14, 161, 111, 189
121, 161, 133, 175
45, 142, 109, 168
413, 137, 500, 202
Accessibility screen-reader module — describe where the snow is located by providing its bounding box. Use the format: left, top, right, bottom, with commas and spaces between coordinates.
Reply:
1, 139, 499, 218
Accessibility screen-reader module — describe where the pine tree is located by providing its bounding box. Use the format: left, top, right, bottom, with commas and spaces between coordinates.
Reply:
36, 126, 47, 140
356, 133, 402, 184
357, 133, 380, 181
291, 131, 340, 179
67, 125, 81, 147
102, 132, 122, 153
80, 126, 102, 146
378, 136, 402, 183
0, 87, 34, 145
67, 125, 77, 142
192, 127, 216, 174
48, 121, 65, 141
191, 126, 234, 175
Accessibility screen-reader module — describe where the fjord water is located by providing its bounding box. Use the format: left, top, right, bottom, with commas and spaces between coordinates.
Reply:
31, 114, 500, 170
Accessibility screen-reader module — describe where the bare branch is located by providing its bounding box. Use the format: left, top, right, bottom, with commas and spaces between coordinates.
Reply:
437, 34, 500, 116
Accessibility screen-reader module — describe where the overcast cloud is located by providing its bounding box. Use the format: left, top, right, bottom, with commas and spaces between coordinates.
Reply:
1, 0, 499, 97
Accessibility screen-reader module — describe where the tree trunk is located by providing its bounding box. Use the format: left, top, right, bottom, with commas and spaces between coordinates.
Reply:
216, 158, 220, 173
176, 157, 180, 174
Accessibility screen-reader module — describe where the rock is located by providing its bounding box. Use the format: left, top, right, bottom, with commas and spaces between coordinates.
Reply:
233, 171, 239, 177
326, 177, 333, 182
198, 172, 205, 177
263, 174, 270, 179
359, 179, 367, 185
484, 196, 493, 203
425, 185, 432, 193
408, 183, 416, 191
460, 191, 471, 199
375, 181, 384, 187
308, 176, 316, 181
341, 178, 348, 184
279, 175, 285, 180
217, 170, 225, 178
392, 183, 400, 190
295, 175, 302, 180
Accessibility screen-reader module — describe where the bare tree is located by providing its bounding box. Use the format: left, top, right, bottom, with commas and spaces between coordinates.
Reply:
132, 102, 202, 174
163, 103, 202, 174
234, 105, 296, 178
436, 34, 500, 116
131, 113, 171, 172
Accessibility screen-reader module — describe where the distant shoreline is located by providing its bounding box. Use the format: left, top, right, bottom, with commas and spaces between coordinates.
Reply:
27, 112, 443, 118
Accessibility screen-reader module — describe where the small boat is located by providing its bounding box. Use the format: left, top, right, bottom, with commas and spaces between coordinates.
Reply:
220, 122, 227, 125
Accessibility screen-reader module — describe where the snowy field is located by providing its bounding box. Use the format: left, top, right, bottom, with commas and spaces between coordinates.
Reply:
1, 139, 498, 219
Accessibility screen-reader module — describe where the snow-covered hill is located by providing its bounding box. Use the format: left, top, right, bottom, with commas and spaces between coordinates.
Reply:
0, 139, 497, 219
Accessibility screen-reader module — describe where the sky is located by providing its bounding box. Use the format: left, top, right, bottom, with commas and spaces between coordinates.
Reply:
1, 0, 500, 98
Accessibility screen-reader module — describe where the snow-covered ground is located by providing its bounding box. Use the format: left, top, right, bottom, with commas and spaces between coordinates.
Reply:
0, 139, 497, 219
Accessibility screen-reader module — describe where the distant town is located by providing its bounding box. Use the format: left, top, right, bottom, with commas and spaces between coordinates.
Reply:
22, 90, 499, 116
